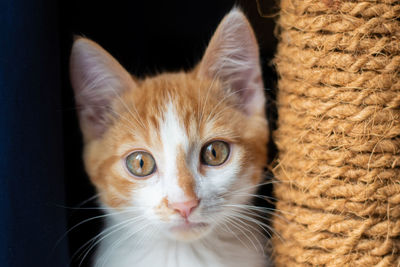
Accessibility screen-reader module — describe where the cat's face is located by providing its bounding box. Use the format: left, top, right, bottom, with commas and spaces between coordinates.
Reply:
70, 9, 268, 241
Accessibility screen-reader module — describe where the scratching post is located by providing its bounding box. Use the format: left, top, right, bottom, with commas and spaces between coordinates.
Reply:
273, 0, 400, 266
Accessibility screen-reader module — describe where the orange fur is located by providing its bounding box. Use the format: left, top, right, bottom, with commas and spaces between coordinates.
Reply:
154, 197, 174, 221
82, 72, 268, 208
176, 145, 197, 200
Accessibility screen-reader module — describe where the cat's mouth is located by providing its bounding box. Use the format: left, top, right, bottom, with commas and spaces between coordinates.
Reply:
170, 222, 209, 231
168, 222, 211, 241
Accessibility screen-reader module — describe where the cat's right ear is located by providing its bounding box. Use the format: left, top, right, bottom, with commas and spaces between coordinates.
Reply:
70, 37, 136, 142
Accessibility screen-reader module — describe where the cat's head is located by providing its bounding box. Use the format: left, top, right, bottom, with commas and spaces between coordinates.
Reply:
70, 9, 268, 242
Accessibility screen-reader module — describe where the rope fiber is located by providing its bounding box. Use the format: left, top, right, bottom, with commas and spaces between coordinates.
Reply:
273, 0, 400, 266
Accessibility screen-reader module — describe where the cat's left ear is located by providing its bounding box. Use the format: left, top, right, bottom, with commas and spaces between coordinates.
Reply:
197, 9, 265, 117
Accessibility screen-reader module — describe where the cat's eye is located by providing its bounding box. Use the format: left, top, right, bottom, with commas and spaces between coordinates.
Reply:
201, 141, 230, 166
126, 151, 156, 177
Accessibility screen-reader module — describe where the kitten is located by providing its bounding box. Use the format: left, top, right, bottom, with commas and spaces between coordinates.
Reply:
70, 8, 270, 267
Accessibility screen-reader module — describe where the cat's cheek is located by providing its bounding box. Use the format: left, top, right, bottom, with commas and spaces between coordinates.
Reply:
132, 178, 168, 221
197, 148, 244, 203
199, 147, 257, 221
86, 155, 134, 208
201, 166, 240, 195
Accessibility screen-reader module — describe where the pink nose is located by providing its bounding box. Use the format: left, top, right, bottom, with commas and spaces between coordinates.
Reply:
169, 199, 199, 218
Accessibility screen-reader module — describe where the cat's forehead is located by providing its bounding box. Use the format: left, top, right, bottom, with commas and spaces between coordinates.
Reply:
129, 72, 218, 112
111, 72, 240, 146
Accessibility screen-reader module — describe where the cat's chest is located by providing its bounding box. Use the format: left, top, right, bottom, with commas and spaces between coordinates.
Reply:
94, 233, 267, 267
98, 244, 222, 267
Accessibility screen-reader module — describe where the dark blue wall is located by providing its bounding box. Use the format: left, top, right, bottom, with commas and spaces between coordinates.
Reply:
0, 0, 69, 266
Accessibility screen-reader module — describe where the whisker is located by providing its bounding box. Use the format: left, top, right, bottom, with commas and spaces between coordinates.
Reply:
98, 222, 151, 267
223, 203, 293, 217
229, 215, 265, 255
224, 207, 275, 224
221, 203, 292, 230
75, 193, 100, 207
220, 219, 250, 251
223, 216, 260, 253
129, 224, 159, 256
54, 209, 136, 252
222, 180, 280, 199
227, 192, 278, 202
228, 209, 274, 240
224, 214, 265, 254
71, 215, 145, 266
227, 208, 284, 242
129, 226, 160, 267
79, 216, 147, 267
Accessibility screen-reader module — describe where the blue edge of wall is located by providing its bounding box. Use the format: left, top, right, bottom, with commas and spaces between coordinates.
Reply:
0, 0, 70, 266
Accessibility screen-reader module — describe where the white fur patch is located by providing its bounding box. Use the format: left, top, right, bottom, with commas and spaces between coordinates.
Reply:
159, 102, 190, 203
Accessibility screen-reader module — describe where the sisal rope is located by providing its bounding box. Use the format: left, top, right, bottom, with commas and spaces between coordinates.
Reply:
272, 0, 400, 266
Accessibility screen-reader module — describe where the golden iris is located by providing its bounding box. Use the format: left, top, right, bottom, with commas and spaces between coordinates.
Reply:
201, 141, 230, 166
126, 151, 156, 177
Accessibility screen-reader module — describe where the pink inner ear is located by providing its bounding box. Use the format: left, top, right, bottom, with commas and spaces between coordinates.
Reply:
197, 9, 265, 116
225, 65, 257, 113
70, 38, 135, 141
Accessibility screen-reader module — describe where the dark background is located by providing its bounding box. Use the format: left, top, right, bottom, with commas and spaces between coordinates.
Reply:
60, 0, 278, 266
0, 0, 278, 266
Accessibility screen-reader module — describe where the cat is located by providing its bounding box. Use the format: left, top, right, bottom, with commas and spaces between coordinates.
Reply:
70, 8, 270, 267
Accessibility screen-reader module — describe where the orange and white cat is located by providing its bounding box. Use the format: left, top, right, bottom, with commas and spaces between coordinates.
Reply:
70, 8, 270, 267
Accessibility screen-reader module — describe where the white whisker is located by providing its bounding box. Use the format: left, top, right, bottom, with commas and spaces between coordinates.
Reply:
72, 215, 146, 266
98, 222, 152, 267
54, 209, 136, 251
227, 208, 284, 242
223, 216, 260, 253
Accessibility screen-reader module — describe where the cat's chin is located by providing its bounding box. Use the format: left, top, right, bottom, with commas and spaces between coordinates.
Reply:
167, 222, 211, 241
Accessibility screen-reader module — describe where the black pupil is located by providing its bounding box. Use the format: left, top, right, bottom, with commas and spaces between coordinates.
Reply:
211, 147, 217, 158
139, 158, 144, 168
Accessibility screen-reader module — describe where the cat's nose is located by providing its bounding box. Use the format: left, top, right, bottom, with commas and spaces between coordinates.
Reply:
169, 199, 199, 218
